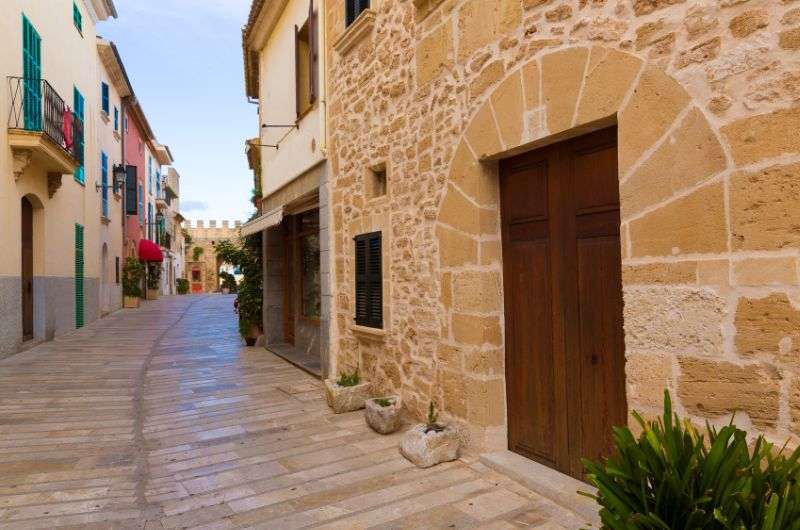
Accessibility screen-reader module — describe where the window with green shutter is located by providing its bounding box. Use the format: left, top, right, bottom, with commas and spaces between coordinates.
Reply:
75, 224, 84, 328
101, 82, 109, 114
101, 152, 108, 218
354, 231, 382, 328
73, 2, 82, 34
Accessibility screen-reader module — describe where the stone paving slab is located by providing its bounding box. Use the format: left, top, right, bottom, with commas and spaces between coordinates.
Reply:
0, 295, 593, 529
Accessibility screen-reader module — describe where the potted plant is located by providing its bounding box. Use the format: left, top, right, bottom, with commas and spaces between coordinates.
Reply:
400, 401, 460, 468
122, 257, 144, 308
365, 395, 402, 434
215, 229, 263, 346
324, 369, 372, 414
146, 263, 161, 300
176, 278, 189, 295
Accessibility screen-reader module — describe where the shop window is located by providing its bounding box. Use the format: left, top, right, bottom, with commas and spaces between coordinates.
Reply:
192, 269, 201, 282
297, 210, 321, 319
354, 231, 382, 328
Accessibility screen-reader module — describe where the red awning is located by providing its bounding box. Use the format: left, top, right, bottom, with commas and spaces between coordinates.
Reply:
138, 239, 163, 262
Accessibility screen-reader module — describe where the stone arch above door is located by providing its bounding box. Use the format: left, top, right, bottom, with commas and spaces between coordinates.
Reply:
434, 45, 732, 448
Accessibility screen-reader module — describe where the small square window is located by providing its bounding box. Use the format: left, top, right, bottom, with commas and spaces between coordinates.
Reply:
367, 164, 387, 199
346, 0, 370, 27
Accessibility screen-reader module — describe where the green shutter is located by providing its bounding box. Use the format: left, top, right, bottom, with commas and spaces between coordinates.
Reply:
73, 2, 82, 33
75, 224, 84, 328
22, 15, 42, 131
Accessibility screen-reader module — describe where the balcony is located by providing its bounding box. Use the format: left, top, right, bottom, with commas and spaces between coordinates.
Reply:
155, 190, 172, 211
7, 77, 83, 197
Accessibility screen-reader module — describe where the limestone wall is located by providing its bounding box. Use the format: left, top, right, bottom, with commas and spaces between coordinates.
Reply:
183, 220, 241, 293
325, 0, 800, 449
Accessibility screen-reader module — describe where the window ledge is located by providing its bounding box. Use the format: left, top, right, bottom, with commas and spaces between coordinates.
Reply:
100, 111, 110, 124
100, 216, 111, 225
334, 9, 376, 56
351, 323, 387, 339
113, 130, 121, 141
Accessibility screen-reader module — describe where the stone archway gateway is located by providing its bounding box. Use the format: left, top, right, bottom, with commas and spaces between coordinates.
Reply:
436, 46, 730, 477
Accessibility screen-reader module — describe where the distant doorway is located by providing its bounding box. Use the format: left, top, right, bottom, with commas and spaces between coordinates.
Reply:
21, 197, 34, 341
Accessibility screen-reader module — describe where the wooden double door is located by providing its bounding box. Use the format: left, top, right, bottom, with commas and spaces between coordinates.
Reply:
500, 127, 627, 480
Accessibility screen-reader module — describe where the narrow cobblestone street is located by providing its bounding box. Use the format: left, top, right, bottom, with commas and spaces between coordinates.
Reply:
0, 296, 588, 529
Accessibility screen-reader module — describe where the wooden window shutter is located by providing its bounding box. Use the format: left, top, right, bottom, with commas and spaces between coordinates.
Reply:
354, 231, 382, 328
294, 24, 301, 118
74, 224, 84, 328
308, 0, 318, 105
125, 165, 138, 215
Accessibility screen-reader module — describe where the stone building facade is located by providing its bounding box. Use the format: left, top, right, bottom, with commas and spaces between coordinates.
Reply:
323, 0, 800, 468
183, 220, 240, 294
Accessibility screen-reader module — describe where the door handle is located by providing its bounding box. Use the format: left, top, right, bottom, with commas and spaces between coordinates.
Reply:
27, 281, 32, 294
590, 353, 599, 365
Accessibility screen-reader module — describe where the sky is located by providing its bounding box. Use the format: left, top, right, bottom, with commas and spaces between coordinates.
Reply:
98, 0, 256, 224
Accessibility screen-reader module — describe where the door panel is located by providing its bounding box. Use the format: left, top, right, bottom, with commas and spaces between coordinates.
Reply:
500, 127, 626, 481
21, 198, 33, 340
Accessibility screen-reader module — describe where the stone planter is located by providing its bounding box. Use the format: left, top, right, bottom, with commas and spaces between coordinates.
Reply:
123, 296, 140, 309
365, 396, 402, 434
400, 424, 460, 468
147, 289, 160, 300
324, 379, 372, 413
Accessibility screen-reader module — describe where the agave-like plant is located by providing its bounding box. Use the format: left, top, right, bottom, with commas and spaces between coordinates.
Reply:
582, 391, 800, 530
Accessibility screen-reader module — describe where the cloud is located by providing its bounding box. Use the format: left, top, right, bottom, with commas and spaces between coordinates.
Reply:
181, 200, 210, 212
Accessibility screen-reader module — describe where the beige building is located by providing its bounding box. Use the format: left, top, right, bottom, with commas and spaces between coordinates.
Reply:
158, 167, 185, 295
184, 220, 241, 294
242, 0, 332, 376
324, 0, 800, 480
1, 0, 119, 356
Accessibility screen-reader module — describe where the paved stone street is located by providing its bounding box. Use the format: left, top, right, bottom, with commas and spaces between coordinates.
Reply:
0, 295, 588, 529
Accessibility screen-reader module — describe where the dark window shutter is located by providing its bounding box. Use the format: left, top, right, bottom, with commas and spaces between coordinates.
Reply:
309, 0, 318, 105
346, 0, 370, 27
125, 165, 138, 215
354, 231, 382, 328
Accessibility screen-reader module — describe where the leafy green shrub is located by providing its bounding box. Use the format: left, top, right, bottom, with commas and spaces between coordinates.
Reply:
122, 258, 144, 298
175, 278, 189, 295
375, 398, 393, 407
215, 229, 262, 339
336, 369, 360, 387
192, 246, 204, 261
219, 270, 238, 293
582, 391, 800, 530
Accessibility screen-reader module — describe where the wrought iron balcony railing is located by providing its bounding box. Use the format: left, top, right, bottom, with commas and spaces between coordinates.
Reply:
7, 76, 83, 164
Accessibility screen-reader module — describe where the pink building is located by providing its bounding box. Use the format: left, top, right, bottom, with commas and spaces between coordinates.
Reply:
123, 101, 153, 258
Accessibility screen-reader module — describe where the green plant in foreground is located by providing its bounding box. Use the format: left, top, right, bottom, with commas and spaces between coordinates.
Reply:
336, 369, 360, 387
375, 398, 393, 407
122, 257, 144, 298
425, 401, 444, 433
582, 390, 800, 530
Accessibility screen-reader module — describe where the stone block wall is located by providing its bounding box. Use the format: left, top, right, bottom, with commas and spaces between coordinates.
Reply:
183, 220, 241, 293
325, 0, 800, 449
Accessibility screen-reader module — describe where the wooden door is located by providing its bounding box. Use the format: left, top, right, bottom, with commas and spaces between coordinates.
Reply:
21, 198, 34, 341
500, 127, 626, 480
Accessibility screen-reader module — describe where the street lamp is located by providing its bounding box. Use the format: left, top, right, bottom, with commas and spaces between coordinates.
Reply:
96, 164, 127, 194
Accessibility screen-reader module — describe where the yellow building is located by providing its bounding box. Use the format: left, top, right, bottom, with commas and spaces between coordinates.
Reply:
0, 0, 119, 356
242, 0, 332, 376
